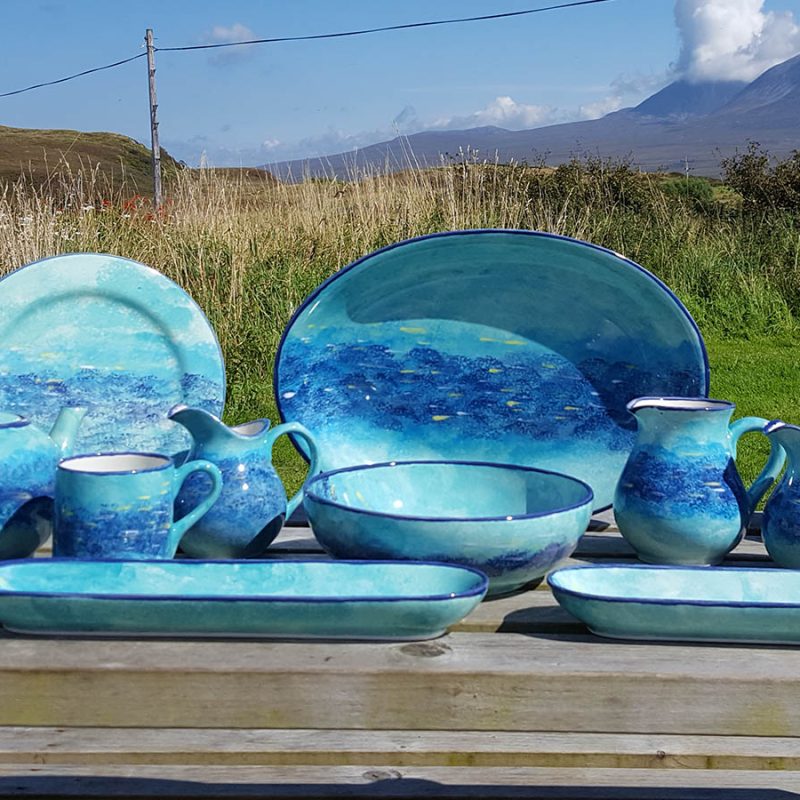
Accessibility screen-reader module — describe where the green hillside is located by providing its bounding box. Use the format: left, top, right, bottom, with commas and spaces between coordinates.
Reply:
0, 124, 181, 195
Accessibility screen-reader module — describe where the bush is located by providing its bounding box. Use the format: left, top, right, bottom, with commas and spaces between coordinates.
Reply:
721, 142, 800, 212
661, 176, 715, 211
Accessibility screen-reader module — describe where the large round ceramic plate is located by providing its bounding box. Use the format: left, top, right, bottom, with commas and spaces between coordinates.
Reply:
275, 230, 709, 509
0, 253, 225, 455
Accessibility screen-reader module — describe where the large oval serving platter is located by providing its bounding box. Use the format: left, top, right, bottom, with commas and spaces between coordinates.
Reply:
0, 253, 225, 456
275, 230, 708, 510
0, 559, 488, 639
275, 230, 708, 508
549, 564, 800, 645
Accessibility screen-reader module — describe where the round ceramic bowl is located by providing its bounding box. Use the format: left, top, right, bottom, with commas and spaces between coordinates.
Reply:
303, 460, 593, 597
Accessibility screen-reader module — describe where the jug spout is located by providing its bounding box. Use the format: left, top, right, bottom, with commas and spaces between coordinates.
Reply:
765, 420, 800, 464
168, 404, 270, 449
49, 406, 88, 457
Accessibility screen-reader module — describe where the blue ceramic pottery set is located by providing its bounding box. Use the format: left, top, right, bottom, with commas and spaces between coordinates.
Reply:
0, 232, 796, 642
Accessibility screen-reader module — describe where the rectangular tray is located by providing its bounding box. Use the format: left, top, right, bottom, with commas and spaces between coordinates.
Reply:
549, 564, 800, 645
0, 559, 487, 640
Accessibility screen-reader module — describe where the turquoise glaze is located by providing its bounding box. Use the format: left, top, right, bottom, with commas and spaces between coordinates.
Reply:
169, 406, 320, 558
54, 453, 222, 559
614, 398, 782, 565
276, 230, 708, 510
0, 559, 488, 639
0, 253, 226, 456
762, 421, 800, 568
0, 407, 86, 558
549, 564, 800, 644
304, 460, 593, 597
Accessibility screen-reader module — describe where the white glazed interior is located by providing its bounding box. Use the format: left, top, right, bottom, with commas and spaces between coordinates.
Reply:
233, 420, 267, 436
60, 454, 170, 473
629, 397, 731, 412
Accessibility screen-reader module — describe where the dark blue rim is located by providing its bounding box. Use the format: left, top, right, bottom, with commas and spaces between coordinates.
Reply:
0, 558, 489, 604
0, 252, 227, 410
548, 564, 800, 609
627, 396, 734, 414
272, 228, 710, 461
304, 459, 594, 522
59, 451, 173, 476
0, 414, 28, 429
765, 419, 798, 436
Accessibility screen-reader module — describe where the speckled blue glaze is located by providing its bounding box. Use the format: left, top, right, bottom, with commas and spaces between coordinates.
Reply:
275, 230, 709, 510
549, 564, 800, 644
0, 408, 86, 558
169, 406, 320, 558
54, 453, 222, 559
0, 253, 226, 456
303, 460, 593, 597
762, 421, 800, 568
0, 559, 488, 640
614, 398, 783, 565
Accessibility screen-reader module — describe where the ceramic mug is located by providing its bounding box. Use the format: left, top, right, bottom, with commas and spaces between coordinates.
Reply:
54, 453, 222, 559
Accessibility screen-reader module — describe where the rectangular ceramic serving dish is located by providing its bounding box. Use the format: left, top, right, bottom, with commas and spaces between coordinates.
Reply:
548, 564, 800, 645
0, 559, 487, 640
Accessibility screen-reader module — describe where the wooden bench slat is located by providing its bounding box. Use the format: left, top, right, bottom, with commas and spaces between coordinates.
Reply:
0, 632, 799, 734
0, 764, 797, 798
1, 728, 799, 771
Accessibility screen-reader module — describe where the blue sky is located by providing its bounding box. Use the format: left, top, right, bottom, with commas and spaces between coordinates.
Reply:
3, 1, 800, 166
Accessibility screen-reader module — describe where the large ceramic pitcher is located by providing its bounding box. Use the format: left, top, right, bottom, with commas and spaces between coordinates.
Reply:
169, 405, 320, 558
614, 397, 783, 565
762, 421, 800, 567
0, 406, 87, 558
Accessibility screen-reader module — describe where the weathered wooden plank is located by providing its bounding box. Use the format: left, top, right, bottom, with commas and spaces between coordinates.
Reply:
0, 764, 796, 798
2, 728, 800, 771
0, 632, 798, 735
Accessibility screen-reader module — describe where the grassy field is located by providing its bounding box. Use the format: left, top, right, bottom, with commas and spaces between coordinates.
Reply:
0, 156, 797, 495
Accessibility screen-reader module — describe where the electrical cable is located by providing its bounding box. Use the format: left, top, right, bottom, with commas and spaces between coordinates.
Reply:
156, 0, 614, 51
0, 52, 147, 98
0, 0, 614, 99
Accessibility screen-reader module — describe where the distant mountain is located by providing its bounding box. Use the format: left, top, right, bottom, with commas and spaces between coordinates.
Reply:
631, 79, 747, 117
268, 54, 800, 180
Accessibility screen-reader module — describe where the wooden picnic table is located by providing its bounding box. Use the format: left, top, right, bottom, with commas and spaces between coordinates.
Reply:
0, 512, 799, 798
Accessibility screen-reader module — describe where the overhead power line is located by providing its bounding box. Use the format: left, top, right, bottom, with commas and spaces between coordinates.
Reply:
0, 52, 146, 99
156, 0, 613, 52
0, 0, 614, 98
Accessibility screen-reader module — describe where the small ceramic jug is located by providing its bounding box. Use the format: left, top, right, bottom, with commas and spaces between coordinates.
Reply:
761, 420, 800, 567
614, 397, 783, 565
169, 405, 320, 558
0, 406, 87, 558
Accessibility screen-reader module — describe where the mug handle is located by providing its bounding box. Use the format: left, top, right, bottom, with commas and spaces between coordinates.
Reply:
164, 460, 223, 558
729, 416, 785, 515
265, 421, 320, 518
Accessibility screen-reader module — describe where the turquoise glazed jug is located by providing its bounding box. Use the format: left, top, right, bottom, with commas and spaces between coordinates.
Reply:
0, 406, 87, 558
762, 421, 800, 567
169, 405, 320, 558
614, 397, 783, 565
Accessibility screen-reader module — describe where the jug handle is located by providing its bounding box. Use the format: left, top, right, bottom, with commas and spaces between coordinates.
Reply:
165, 460, 223, 558
264, 422, 320, 518
729, 416, 785, 514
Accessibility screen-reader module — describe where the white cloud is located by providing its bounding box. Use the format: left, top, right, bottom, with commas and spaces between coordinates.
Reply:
674, 0, 800, 82
207, 23, 256, 45
261, 138, 281, 150
203, 22, 258, 64
579, 95, 625, 119
432, 96, 557, 131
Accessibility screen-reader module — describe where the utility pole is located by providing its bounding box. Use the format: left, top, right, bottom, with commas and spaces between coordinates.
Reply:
145, 28, 162, 211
